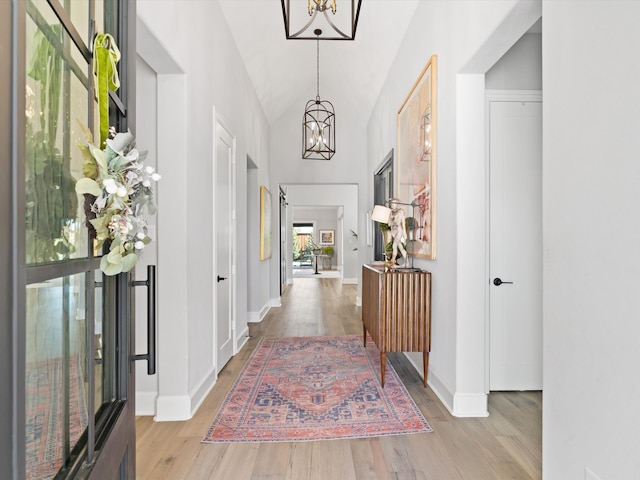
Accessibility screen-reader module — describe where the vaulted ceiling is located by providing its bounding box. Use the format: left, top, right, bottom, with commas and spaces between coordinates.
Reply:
218, 1, 419, 123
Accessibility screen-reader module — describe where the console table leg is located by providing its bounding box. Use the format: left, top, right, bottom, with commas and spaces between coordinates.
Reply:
380, 351, 386, 387
423, 351, 429, 388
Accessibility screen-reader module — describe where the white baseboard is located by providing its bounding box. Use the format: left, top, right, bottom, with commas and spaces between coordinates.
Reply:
261, 302, 272, 320
154, 395, 193, 421
452, 393, 489, 417
425, 366, 455, 414
403, 353, 489, 417
342, 277, 357, 284
189, 367, 217, 417
249, 302, 272, 323
135, 391, 158, 416
236, 326, 249, 352
154, 367, 218, 422
270, 297, 282, 307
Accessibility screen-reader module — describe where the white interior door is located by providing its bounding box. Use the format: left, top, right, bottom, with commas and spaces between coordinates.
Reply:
489, 96, 542, 391
215, 119, 235, 372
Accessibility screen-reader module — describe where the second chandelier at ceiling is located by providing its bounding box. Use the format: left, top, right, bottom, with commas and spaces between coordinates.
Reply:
302, 29, 335, 160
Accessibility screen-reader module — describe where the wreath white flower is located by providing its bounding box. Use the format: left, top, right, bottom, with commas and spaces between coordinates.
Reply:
76, 126, 160, 275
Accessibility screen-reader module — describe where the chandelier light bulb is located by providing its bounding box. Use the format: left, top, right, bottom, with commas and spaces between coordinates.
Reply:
308, 0, 337, 15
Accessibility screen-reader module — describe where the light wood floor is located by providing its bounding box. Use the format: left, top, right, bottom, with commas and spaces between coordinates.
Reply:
136, 278, 542, 479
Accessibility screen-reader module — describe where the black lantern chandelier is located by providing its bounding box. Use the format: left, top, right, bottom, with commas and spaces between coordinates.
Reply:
281, 0, 362, 40
302, 29, 335, 160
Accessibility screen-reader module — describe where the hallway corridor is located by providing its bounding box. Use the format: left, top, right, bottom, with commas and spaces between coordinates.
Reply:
136, 278, 541, 479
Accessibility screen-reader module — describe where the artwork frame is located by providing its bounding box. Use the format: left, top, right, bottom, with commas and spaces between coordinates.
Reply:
319, 229, 335, 246
260, 186, 272, 260
397, 54, 437, 260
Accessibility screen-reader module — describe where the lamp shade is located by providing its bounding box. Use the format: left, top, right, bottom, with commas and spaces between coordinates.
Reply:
371, 205, 391, 224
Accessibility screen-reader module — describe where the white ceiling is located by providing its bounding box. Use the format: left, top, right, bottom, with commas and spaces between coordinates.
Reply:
218, 0, 419, 123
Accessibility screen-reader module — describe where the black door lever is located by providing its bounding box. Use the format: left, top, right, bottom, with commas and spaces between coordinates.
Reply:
217, 275, 227, 283
493, 277, 513, 286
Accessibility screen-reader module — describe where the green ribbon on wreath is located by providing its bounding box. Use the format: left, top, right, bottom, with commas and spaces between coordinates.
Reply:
93, 33, 120, 147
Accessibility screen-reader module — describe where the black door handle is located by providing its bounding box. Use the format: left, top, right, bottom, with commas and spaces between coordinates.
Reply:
493, 277, 514, 286
217, 275, 227, 283
132, 265, 157, 375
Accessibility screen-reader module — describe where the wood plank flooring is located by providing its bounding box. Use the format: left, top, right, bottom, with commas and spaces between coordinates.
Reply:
136, 278, 542, 479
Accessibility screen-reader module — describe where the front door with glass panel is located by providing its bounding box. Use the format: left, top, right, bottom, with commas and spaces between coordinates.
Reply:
21, 1, 139, 478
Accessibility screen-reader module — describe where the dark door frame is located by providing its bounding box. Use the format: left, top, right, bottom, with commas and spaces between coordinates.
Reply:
279, 187, 287, 294
374, 149, 394, 262
2, 1, 27, 477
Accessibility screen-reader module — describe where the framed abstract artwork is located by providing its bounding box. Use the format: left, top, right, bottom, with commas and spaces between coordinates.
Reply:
319, 229, 334, 246
397, 54, 437, 260
260, 186, 272, 260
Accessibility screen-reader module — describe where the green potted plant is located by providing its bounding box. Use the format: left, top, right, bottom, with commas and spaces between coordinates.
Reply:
379, 222, 392, 247
321, 246, 334, 257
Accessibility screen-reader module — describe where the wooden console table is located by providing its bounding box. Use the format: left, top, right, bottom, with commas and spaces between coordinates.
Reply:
361, 264, 431, 387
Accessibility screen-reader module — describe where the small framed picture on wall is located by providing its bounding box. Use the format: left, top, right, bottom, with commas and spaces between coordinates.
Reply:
319, 229, 334, 246
260, 186, 272, 260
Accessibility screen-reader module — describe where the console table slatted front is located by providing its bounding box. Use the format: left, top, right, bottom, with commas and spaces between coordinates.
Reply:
362, 264, 431, 387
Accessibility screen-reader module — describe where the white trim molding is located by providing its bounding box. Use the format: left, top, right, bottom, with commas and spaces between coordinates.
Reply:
189, 367, 218, 417
452, 393, 489, 417
135, 392, 158, 417
154, 395, 192, 422
270, 297, 282, 308
236, 325, 249, 352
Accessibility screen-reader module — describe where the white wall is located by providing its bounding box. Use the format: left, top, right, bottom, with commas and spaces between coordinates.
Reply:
136, 1, 270, 420
134, 55, 159, 415
367, 0, 541, 416
543, 2, 640, 478
486, 31, 541, 90
246, 158, 261, 322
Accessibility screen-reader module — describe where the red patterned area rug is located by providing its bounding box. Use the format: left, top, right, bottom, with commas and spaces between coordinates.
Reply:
202, 335, 432, 443
26, 355, 89, 480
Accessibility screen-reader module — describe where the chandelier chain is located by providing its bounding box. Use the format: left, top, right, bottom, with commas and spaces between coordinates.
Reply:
316, 37, 320, 99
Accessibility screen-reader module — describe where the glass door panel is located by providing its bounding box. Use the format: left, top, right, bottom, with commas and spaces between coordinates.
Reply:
95, 0, 105, 36
25, 273, 89, 479
56, 0, 90, 45
25, 3, 91, 265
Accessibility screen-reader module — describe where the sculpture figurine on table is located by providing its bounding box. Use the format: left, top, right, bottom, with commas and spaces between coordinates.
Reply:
387, 198, 408, 266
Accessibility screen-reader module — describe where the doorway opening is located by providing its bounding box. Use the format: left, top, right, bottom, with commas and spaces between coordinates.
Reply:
374, 150, 394, 262
280, 184, 358, 285
292, 222, 315, 270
